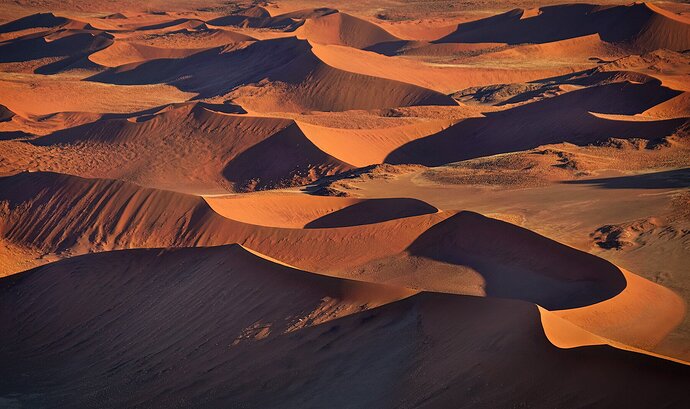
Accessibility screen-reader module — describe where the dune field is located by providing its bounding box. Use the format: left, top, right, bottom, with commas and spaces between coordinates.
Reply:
0, 0, 689, 407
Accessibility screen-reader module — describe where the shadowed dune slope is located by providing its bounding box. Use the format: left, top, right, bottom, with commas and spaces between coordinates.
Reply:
387, 80, 688, 166
0, 104, 15, 122
88, 37, 457, 111
88, 42, 209, 67
0, 30, 114, 64
0, 172, 684, 354
30, 103, 353, 192
0, 247, 688, 409
0, 12, 90, 34
436, 3, 690, 52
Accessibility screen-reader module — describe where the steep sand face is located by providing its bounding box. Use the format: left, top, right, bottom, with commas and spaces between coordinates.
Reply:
297, 118, 453, 166
88, 42, 209, 67
310, 42, 582, 94
1, 249, 688, 408
0, 73, 194, 117
205, 193, 438, 229
1, 172, 684, 359
204, 193, 364, 228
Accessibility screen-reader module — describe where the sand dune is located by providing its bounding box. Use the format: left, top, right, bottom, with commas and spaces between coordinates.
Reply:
204, 192, 363, 228
25, 103, 351, 192
0, 12, 91, 35
1, 1, 689, 406
118, 27, 256, 49
297, 118, 453, 166
0, 171, 449, 274
387, 79, 688, 166
88, 41, 210, 67
2, 171, 682, 353
0, 72, 194, 116
208, 7, 337, 31
296, 11, 400, 49
1, 246, 688, 408
437, 3, 690, 52
0, 104, 16, 122
206, 193, 439, 228
0, 29, 113, 70
310, 42, 580, 94
89, 36, 456, 112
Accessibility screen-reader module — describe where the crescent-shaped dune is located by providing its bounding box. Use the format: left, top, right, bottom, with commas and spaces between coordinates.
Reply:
296, 12, 400, 49
88, 42, 211, 67
0, 171, 684, 358
297, 118, 453, 166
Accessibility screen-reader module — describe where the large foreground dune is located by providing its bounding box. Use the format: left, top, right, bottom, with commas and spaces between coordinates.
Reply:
0, 1, 688, 407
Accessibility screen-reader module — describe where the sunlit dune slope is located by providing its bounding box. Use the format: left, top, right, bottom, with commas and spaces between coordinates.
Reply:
88, 37, 457, 112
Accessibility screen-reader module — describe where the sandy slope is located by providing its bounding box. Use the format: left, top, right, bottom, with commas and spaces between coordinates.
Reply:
437, 3, 690, 52
1, 171, 685, 358
0, 2, 689, 407
1, 245, 688, 409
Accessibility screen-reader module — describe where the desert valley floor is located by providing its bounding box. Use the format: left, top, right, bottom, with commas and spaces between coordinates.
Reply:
0, 0, 689, 408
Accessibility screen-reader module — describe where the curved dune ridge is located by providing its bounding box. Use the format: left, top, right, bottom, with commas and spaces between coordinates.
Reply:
296, 118, 454, 166
88, 41, 212, 67
88, 36, 456, 112
0, 171, 685, 359
309, 42, 580, 94
1, 2, 689, 407
296, 11, 400, 49
204, 192, 437, 229
1, 245, 689, 408
0, 29, 114, 66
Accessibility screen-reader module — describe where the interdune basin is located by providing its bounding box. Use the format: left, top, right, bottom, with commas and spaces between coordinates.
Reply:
0, 0, 689, 408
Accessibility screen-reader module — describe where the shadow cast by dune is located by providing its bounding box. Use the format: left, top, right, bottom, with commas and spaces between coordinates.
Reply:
563, 168, 690, 189
0, 12, 66, 33
305, 198, 437, 228
435, 3, 690, 52
406, 211, 627, 309
386, 81, 685, 166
